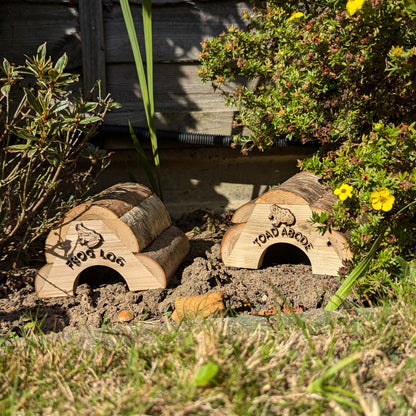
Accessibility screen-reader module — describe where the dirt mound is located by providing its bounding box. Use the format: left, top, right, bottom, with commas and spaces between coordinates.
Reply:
0, 211, 341, 335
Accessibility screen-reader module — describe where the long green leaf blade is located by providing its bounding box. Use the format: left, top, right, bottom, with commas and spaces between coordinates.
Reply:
142, 0, 162, 199
143, 0, 153, 118
8, 126, 39, 142
119, 0, 151, 123
325, 231, 386, 311
120, 0, 163, 200
79, 116, 102, 125
128, 122, 159, 195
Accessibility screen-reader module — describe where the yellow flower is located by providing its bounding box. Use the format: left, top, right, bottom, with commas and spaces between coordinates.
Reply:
287, 11, 304, 22
334, 184, 353, 201
346, 0, 365, 16
390, 46, 403, 56
371, 188, 395, 212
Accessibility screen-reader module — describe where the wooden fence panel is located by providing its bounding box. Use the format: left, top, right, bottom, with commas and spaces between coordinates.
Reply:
0, 1, 81, 70
0, 0, 251, 136
105, 1, 250, 63
105, 62, 246, 133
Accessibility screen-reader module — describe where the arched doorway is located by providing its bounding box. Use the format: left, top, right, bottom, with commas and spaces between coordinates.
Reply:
74, 265, 127, 291
260, 243, 311, 268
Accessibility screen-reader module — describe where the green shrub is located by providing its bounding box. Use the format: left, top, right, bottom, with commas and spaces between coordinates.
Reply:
199, 0, 416, 151
199, 0, 416, 300
303, 121, 416, 299
0, 43, 119, 264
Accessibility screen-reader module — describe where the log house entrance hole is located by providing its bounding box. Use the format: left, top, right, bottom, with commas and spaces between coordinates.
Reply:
260, 243, 311, 268
75, 266, 127, 290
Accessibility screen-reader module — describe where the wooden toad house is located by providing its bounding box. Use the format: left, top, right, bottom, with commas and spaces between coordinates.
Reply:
221, 172, 351, 276
35, 183, 189, 298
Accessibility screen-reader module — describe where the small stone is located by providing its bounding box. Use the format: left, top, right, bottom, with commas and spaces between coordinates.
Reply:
118, 310, 134, 322
75, 283, 92, 296
261, 294, 268, 302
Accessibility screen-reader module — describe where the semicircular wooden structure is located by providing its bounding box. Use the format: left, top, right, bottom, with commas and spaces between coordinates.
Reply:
221, 172, 351, 276
35, 183, 189, 298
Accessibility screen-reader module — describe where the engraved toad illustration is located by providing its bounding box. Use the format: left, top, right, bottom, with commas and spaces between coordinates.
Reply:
268, 204, 296, 227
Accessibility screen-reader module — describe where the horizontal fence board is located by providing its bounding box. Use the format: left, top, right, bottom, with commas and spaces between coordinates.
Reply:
105, 105, 238, 135
104, 1, 250, 63
0, 1, 82, 70
106, 63, 237, 108
105, 62, 251, 133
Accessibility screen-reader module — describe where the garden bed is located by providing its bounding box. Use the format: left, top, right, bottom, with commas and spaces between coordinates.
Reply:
0, 210, 343, 336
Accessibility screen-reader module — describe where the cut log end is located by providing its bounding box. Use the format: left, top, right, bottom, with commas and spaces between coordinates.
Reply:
221, 223, 246, 265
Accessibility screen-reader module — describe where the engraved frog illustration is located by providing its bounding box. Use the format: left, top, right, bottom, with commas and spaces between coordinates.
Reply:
75, 223, 103, 249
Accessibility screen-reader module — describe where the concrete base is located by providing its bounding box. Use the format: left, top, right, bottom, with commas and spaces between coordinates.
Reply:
91, 139, 318, 218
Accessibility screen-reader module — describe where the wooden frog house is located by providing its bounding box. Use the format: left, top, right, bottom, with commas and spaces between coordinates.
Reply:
35, 183, 189, 298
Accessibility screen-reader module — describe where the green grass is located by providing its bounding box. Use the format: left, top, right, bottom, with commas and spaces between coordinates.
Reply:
1, 296, 416, 415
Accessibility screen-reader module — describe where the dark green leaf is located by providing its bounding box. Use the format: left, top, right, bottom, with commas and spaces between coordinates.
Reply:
8, 126, 39, 142
7, 144, 32, 152
79, 102, 98, 113
55, 73, 78, 85
325, 230, 386, 311
18, 66, 37, 77
2, 58, 10, 74
36, 43, 47, 61
27, 148, 38, 157
50, 101, 69, 114
24, 88, 43, 114
61, 118, 78, 124
78, 116, 102, 125
395, 256, 409, 279
46, 152, 62, 167
1, 84, 10, 97
48, 69, 59, 81
54, 53, 68, 73
129, 122, 158, 195
48, 122, 62, 136
80, 143, 94, 159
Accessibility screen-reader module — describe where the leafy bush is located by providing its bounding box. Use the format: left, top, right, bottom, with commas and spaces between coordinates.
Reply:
0, 43, 119, 263
303, 121, 416, 299
199, 0, 416, 301
198, 0, 416, 151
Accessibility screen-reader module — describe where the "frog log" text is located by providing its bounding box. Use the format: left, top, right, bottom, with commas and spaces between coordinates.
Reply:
66, 249, 126, 269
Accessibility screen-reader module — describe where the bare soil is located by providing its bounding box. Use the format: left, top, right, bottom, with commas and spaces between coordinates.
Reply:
0, 211, 342, 335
